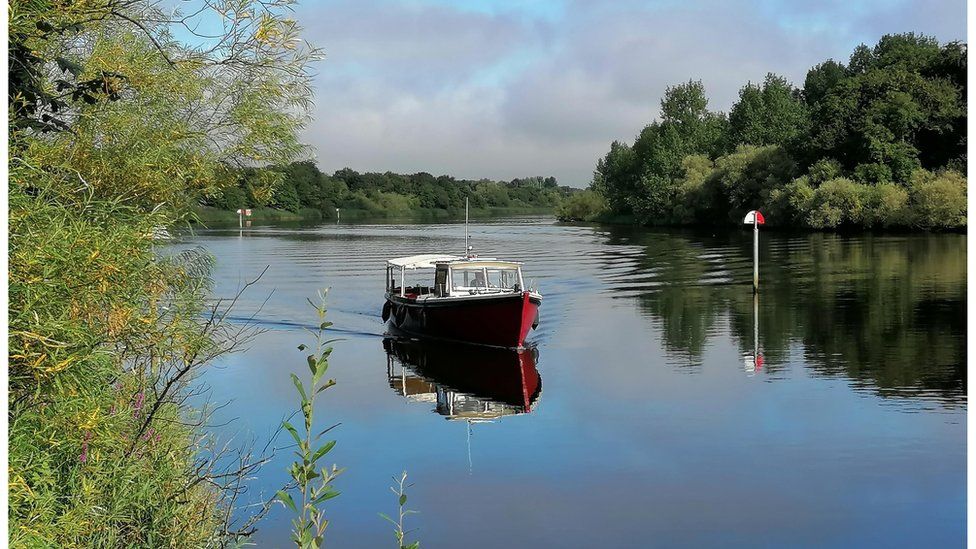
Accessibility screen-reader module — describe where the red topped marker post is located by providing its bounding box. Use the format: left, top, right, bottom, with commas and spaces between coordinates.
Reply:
743, 210, 765, 293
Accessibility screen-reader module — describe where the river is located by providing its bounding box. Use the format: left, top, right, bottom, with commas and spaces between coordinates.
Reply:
177, 217, 966, 547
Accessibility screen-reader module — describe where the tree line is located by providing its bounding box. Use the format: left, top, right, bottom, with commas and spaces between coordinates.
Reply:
559, 33, 967, 230
205, 161, 577, 218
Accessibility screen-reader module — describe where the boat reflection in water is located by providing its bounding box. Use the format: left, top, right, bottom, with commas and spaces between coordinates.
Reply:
383, 337, 542, 421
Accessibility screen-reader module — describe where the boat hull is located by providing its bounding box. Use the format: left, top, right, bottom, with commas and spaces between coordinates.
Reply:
385, 291, 540, 349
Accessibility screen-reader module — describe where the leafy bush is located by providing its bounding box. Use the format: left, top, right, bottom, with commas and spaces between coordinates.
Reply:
806, 178, 864, 228
909, 169, 967, 229
767, 177, 815, 226
671, 155, 714, 223
859, 183, 909, 227
9, 0, 321, 541
706, 145, 796, 218
555, 189, 607, 221
9, 169, 231, 546
808, 158, 843, 184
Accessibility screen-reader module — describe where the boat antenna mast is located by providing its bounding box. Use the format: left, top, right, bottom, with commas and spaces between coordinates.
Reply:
464, 197, 472, 257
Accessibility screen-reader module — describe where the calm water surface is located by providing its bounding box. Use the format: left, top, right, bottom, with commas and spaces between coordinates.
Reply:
179, 217, 966, 548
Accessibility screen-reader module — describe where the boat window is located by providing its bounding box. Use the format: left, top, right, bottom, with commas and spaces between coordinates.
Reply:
450, 265, 521, 292
486, 268, 519, 290
454, 269, 488, 289
434, 265, 448, 295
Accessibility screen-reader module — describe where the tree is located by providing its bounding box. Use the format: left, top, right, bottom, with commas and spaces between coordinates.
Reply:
703, 145, 797, 220
728, 73, 809, 148
806, 33, 965, 182
629, 80, 728, 221
803, 60, 847, 106
9, 0, 322, 544
592, 140, 639, 213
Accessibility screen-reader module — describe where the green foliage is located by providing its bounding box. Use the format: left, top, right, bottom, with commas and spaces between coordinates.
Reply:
805, 178, 864, 229
9, 164, 229, 546
807, 158, 844, 184
633, 80, 728, 178
671, 155, 715, 223
592, 140, 639, 213
555, 189, 607, 221
803, 60, 848, 107
853, 162, 893, 185
279, 291, 344, 548
587, 32, 967, 231
10, 0, 322, 544
728, 73, 809, 148
705, 145, 797, 218
908, 169, 967, 229
205, 162, 577, 219
627, 80, 729, 223
379, 472, 421, 549
767, 177, 815, 226
860, 183, 909, 228
273, 179, 304, 212
806, 33, 964, 183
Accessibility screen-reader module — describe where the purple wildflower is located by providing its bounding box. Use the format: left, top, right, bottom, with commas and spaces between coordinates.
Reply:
132, 391, 145, 417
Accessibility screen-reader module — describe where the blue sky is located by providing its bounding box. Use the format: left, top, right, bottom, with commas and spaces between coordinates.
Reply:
291, 0, 966, 186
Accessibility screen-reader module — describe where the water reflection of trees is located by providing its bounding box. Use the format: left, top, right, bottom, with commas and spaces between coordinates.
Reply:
608, 226, 966, 404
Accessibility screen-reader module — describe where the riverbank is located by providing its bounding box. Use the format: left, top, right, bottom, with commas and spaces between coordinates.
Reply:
192, 205, 556, 225
567, 211, 968, 234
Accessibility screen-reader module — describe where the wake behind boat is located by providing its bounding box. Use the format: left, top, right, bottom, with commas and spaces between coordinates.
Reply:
382, 253, 542, 349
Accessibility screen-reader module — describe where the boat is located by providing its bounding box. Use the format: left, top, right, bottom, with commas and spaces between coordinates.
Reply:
382, 253, 542, 348
383, 337, 542, 420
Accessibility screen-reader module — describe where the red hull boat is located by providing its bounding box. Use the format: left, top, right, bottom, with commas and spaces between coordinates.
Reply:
383, 254, 542, 349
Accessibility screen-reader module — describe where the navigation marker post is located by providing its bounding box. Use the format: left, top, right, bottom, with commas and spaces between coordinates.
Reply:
743, 210, 765, 293
236, 208, 253, 231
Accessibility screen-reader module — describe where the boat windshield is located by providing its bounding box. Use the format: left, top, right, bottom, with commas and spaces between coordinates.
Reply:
451, 265, 520, 292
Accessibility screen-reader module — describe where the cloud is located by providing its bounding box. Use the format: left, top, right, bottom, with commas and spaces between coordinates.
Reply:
296, 0, 966, 187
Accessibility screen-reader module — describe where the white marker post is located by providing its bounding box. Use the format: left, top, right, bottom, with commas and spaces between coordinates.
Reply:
336, 207, 340, 223
742, 210, 765, 293
236, 208, 243, 228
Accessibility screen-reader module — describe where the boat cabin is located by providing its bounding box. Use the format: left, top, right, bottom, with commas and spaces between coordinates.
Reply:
386, 254, 526, 299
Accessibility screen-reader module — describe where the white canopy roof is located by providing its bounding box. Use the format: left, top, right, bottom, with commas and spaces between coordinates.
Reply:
387, 254, 523, 270
387, 254, 462, 269
448, 259, 522, 269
